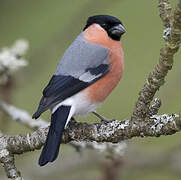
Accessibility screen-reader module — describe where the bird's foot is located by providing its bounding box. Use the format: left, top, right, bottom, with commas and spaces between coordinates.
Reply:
92, 111, 113, 123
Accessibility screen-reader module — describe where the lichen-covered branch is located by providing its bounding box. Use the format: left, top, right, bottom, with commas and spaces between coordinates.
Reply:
0, 136, 23, 180
131, 0, 181, 121
70, 141, 127, 158
147, 98, 162, 117
0, 40, 29, 179
0, 101, 48, 130
158, 0, 172, 28
0, 101, 127, 157
0, 112, 180, 179
0, 101, 180, 158
0, 113, 179, 156
0, 40, 29, 85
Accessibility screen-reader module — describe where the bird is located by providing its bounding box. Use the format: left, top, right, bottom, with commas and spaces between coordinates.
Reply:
32, 15, 125, 166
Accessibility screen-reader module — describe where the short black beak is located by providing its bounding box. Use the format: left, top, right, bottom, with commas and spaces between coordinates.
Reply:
109, 24, 126, 36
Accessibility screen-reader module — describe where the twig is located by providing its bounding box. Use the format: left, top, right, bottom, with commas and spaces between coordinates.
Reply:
147, 98, 162, 117
0, 101, 48, 130
0, 39, 28, 85
70, 141, 127, 157
158, 0, 172, 28
131, 0, 181, 121
0, 135, 23, 180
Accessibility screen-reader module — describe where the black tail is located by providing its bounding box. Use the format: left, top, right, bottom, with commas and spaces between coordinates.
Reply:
38, 105, 71, 166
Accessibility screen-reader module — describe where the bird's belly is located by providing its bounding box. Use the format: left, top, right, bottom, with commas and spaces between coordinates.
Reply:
72, 91, 100, 116
57, 91, 100, 117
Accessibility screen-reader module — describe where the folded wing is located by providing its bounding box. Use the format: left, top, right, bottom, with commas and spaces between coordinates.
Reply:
32, 33, 110, 119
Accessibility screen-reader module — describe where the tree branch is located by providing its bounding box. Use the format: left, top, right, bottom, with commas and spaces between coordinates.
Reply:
0, 135, 23, 180
131, 0, 181, 121
0, 101, 127, 157
0, 39, 28, 85
1, 101, 181, 159
158, 0, 172, 28
0, 101, 48, 130
0, 113, 179, 156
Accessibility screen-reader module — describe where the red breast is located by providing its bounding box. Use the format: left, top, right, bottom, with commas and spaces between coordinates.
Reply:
83, 24, 124, 103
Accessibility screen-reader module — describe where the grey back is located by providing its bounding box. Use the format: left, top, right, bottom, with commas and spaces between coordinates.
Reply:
54, 32, 109, 78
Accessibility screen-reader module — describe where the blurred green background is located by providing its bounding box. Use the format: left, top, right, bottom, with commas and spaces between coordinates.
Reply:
0, 0, 181, 179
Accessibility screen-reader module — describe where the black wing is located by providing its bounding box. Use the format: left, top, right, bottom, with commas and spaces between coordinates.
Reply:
32, 64, 109, 119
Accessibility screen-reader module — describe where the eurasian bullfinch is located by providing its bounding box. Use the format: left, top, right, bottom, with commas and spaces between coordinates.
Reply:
32, 15, 125, 166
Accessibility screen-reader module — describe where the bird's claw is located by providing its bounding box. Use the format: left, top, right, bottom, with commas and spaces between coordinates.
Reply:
101, 118, 115, 123
92, 111, 114, 123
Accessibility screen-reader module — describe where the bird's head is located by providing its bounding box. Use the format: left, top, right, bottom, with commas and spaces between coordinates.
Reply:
83, 15, 125, 41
